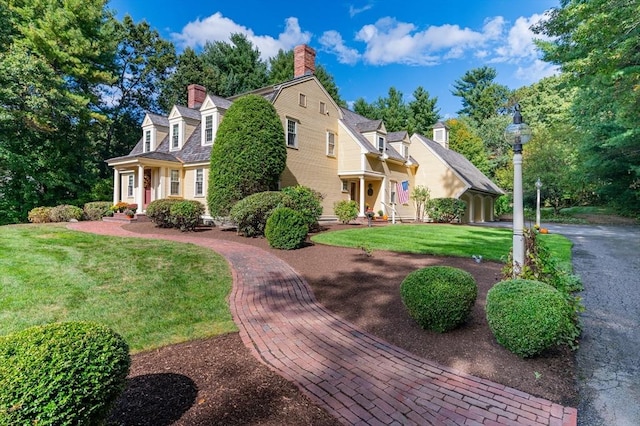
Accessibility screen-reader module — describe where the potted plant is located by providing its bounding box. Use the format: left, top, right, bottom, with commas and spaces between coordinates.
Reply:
124, 209, 135, 219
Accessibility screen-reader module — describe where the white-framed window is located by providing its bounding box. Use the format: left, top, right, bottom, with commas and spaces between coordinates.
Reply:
195, 168, 204, 196
171, 123, 180, 150
378, 136, 385, 152
319, 101, 326, 114
326, 131, 335, 156
203, 115, 214, 145
434, 128, 445, 142
170, 169, 180, 195
144, 130, 151, 152
127, 175, 134, 197
391, 183, 397, 204
403, 145, 409, 158
286, 118, 298, 148
341, 180, 348, 192
299, 93, 307, 107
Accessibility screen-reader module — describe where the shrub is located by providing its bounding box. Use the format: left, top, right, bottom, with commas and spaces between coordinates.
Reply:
281, 185, 324, 231
0, 322, 130, 425
486, 279, 576, 357
334, 200, 359, 224
230, 191, 287, 237
208, 94, 287, 217
145, 199, 181, 228
400, 266, 478, 333
170, 200, 205, 232
426, 198, 466, 223
83, 201, 112, 221
265, 207, 308, 250
27, 207, 53, 223
48, 205, 84, 222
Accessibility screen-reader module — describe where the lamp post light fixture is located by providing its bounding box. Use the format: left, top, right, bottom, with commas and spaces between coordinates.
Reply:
535, 178, 542, 229
504, 104, 532, 276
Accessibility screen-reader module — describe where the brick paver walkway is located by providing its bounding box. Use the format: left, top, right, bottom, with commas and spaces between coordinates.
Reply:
68, 221, 578, 426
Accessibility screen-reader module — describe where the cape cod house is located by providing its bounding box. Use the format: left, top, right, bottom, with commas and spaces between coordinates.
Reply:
106, 45, 502, 223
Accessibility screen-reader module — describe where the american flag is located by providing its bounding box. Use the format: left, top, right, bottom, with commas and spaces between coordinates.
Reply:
396, 180, 409, 204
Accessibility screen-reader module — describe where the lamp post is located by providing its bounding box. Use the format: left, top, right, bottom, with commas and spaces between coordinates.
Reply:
535, 178, 542, 229
504, 104, 532, 276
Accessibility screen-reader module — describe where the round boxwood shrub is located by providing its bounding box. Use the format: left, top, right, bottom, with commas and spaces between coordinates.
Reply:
230, 191, 287, 237
170, 200, 205, 232
265, 207, 308, 250
0, 321, 130, 425
426, 198, 466, 223
486, 279, 574, 358
145, 198, 181, 228
400, 266, 477, 332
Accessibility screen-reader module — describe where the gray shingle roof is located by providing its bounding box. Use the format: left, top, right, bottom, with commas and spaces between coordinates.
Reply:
174, 105, 201, 121
146, 112, 169, 127
387, 131, 408, 142
412, 133, 503, 195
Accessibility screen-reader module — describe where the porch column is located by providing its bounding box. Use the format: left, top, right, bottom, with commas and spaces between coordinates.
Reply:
359, 176, 366, 216
137, 165, 144, 211
468, 195, 475, 223
112, 168, 120, 204
381, 177, 387, 215
480, 196, 486, 222
159, 167, 165, 199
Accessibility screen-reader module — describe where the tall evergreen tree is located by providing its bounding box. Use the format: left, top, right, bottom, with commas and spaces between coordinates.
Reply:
0, 0, 116, 224
408, 86, 440, 135
159, 47, 217, 112
451, 66, 511, 125
200, 33, 268, 97
446, 118, 490, 175
207, 95, 286, 217
95, 15, 176, 176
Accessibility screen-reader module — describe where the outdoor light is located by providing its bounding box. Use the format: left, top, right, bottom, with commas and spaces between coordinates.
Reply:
504, 104, 532, 276
535, 178, 542, 229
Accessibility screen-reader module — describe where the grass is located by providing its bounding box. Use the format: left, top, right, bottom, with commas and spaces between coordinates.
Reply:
312, 223, 572, 266
0, 224, 236, 352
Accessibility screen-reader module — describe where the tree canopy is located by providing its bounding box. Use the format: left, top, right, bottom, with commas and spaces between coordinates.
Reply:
533, 0, 640, 214
451, 66, 511, 126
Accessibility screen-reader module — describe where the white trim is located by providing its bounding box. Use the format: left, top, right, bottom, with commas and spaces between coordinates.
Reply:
194, 168, 204, 197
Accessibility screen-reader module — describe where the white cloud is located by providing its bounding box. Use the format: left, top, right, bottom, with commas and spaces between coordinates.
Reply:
171, 13, 311, 60
514, 59, 559, 84
348, 16, 505, 66
349, 3, 374, 18
319, 31, 361, 65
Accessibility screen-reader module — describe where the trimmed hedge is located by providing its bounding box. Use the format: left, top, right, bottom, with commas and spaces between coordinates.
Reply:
229, 191, 287, 237
0, 322, 130, 425
170, 200, 205, 232
265, 207, 308, 250
83, 201, 112, 221
400, 266, 477, 332
334, 200, 359, 224
486, 279, 574, 358
145, 199, 182, 228
426, 198, 466, 223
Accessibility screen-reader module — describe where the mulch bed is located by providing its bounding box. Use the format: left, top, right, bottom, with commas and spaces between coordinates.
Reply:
108, 221, 577, 425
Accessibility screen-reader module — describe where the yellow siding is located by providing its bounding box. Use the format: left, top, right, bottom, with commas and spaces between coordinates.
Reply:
411, 140, 466, 199
337, 127, 362, 172
273, 79, 343, 218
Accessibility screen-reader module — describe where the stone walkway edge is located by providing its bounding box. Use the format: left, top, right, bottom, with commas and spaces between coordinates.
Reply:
69, 221, 578, 426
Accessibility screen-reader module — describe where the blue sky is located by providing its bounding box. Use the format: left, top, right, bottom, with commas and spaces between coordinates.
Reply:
108, 0, 559, 117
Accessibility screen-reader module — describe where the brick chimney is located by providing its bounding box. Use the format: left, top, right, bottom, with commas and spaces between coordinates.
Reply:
294, 45, 316, 78
187, 84, 207, 109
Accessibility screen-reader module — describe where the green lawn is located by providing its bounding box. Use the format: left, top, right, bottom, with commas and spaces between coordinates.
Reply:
0, 224, 236, 352
312, 223, 573, 269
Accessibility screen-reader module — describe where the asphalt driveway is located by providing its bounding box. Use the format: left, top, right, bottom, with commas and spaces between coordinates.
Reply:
551, 223, 640, 426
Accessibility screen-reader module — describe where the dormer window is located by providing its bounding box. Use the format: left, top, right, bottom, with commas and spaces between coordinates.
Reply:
144, 130, 151, 152
403, 145, 409, 158
378, 136, 385, 152
171, 123, 180, 150
204, 115, 214, 145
